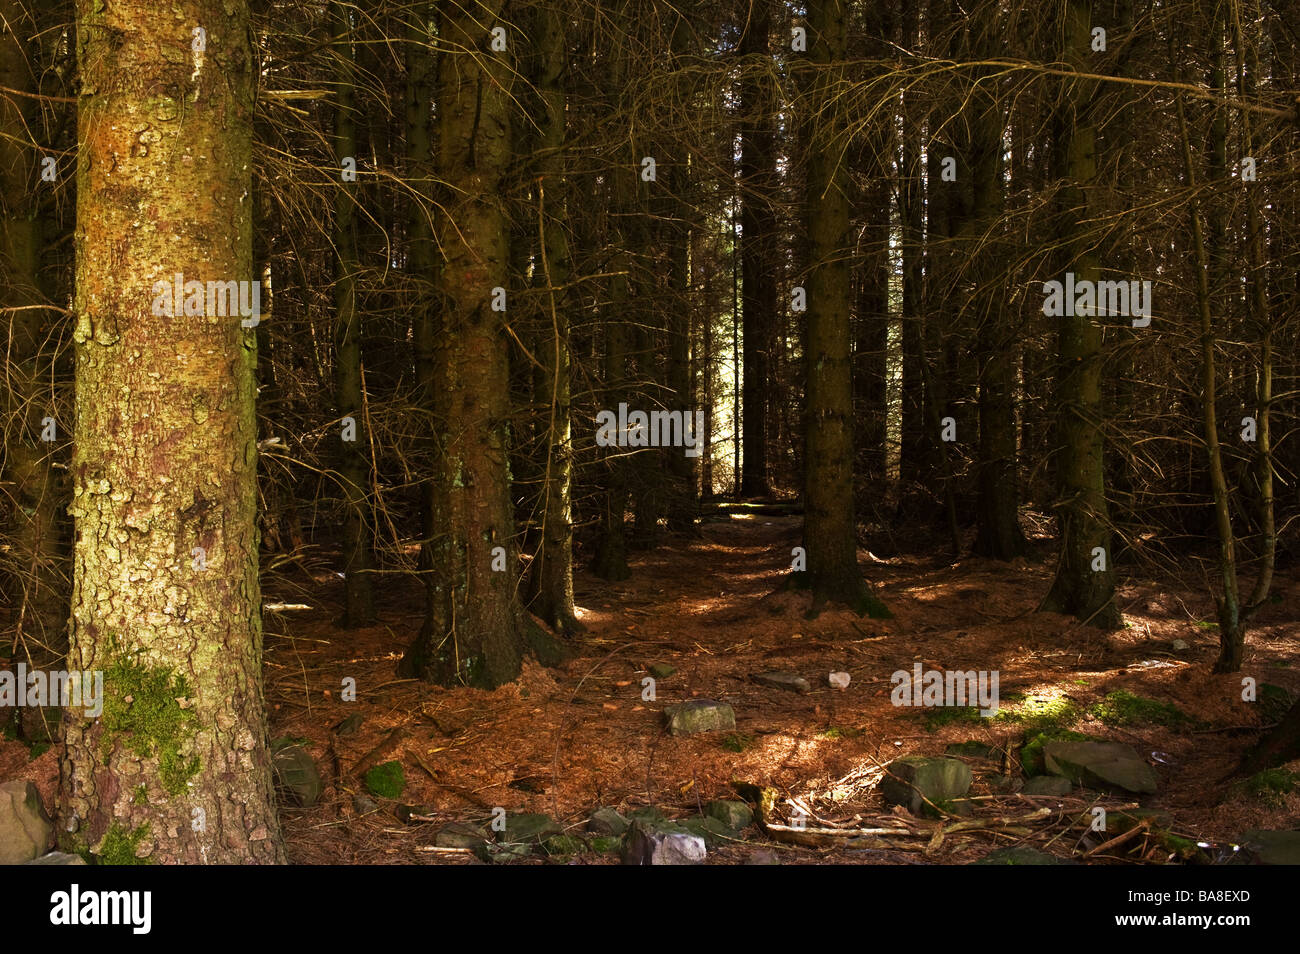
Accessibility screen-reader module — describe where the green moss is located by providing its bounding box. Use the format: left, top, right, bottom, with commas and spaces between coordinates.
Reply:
1088, 690, 1190, 729
96, 822, 151, 866
720, 731, 754, 752
131, 785, 148, 806
363, 760, 406, 799
589, 835, 620, 853
1020, 729, 1095, 776
1240, 768, 1298, 806
922, 706, 983, 731
820, 726, 864, 740
27, 741, 50, 760
100, 651, 200, 797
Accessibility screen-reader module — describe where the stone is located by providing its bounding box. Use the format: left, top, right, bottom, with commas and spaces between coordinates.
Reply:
648, 663, 676, 679
271, 742, 322, 807
500, 812, 561, 845
974, 846, 1067, 865
0, 781, 52, 864
352, 794, 379, 815
746, 849, 781, 865
1171, 639, 1189, 651
335, 713, 364, 735
475, 841, 533, 864
24, 851, 86, 865
705, 799, 754, 831
1238, 830, 1300, 865
1042, 740, 1159, 794
828, 672, 851, 690
877, 756, 973, 816
664, 699, 735, 736
945, 741, 1001, 760
753, 670, 812, 693
435, 821, 488, 849
679, 815, 734, 847
587, 807, 630, 836
622, 821, 706, 865
1021, 775, 1074, 797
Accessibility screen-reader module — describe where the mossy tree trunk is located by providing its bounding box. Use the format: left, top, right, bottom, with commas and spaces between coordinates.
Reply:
398, 1, 530, 687
332, 0, 375, 628
800, 0, 887, 618
1041, 0, 1120, 628
60, 0, 284, 863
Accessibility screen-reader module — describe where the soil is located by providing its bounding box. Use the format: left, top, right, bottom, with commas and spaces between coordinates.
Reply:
3, 511, 1298, 864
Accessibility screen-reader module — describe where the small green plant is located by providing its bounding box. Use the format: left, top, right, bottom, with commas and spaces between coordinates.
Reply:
1195, 619, 1219, 630
27, 741, 50, 760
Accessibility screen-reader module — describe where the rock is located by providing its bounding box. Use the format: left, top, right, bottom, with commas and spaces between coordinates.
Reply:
1238, 830, 1300, 865
334, 713, 364, 735
648, 663, 676, 679
629, 806, 667, 825
1042, 740, 1159, 794
0, 781, 52, 864
705, 799, 754, 831
587, 807, 630, 836
1171, 639, 1189, 651
975, 846, 1067, 865
664, 699, 735, 736
746, 849, 781, 865
753, 670, 811, 693
24, 851, 86, 866
435, 821, 488, 849
945, 741, 1001, 760
500, 812, 561, 845
475, 842, 533, 864
1021, 775, 1074, 797
622, 821, 706, 865
352, 794, 379, 815
944, 798, 976, 817
678, 815, 734, 847
828, 671, 851, 690
270, 742, 322, 807
878, 756, 973, 816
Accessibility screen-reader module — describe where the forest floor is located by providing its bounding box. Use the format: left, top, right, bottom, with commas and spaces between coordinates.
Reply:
4, 509, 1298, 864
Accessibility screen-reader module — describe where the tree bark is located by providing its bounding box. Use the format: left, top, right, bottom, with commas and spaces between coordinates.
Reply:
61, 0, 284, 862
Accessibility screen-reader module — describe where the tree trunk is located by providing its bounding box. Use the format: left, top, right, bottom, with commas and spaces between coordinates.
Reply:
332, 0, 375, 627
60, 0, 284, 862
1042, 0, 1120, 628
739, 0, 774, 498
527, 0, 583, 633
399, 1, 533, 687
801, 0, 887, 618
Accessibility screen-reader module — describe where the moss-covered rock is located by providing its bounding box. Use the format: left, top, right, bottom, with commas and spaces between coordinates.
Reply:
363, 760, 406, 799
